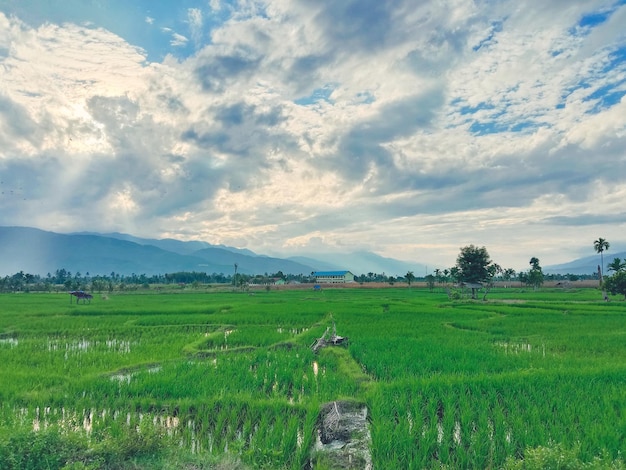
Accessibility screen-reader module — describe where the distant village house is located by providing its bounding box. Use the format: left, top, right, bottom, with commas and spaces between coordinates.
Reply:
313, 270, 355, 284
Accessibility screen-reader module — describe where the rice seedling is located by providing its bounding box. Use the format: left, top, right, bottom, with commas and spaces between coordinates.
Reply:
0, 287, 623, 468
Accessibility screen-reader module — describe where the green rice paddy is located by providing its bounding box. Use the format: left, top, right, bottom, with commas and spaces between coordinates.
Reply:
0, 287, 624, 468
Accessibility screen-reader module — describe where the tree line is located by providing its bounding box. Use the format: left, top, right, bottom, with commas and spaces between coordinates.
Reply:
422, 245, 546, 300
0, 270, 232, 293
431, 239, 626, 300
0, 269, 320, 293
1, 238, 623, 298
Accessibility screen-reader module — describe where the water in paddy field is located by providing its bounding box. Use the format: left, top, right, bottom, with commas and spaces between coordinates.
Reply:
110, 364, 164, 384
0, 337, 18, 348
494, 341, 546, 356
46, 337, 134, 356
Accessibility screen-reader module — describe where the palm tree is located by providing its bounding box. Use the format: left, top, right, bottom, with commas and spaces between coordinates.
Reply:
593, 238, 610, 277
405, 271, 415, 287
527, 258, 543, 291
607, 258, 625, 273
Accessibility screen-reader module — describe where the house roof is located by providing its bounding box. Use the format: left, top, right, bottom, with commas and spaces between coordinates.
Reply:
314, 271, 352, 276
460, 282, 483, 288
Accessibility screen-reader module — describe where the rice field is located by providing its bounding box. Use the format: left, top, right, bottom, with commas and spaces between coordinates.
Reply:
0, 287, 624, 468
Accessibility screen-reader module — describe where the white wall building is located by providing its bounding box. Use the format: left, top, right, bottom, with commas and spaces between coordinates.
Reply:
313, 270, 355, 284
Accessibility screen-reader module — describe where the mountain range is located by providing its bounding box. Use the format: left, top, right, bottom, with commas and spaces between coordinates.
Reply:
0, 226, 427, 277
0, 226, 621, 277
544, 252, 626, 276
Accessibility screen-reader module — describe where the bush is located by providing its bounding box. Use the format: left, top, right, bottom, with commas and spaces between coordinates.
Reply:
503, 442, 625, 470
0, 427, 96, 470
0, 422, 167, 470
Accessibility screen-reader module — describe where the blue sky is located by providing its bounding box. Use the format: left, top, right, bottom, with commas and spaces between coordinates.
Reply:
0, 0, 625, 270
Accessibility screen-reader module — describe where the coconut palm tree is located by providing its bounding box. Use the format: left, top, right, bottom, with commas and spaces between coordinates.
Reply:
593, 238, 610, 277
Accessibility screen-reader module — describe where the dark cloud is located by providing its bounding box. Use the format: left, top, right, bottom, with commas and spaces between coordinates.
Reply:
0, 158, 55, 202
87, 95, 144, 151
285, 53, 335, 93
194, 50, 262, 92
540, 213, 626, 226
181, 128, 230, 148
300, 0, 404, 51
214, 102, 286, 127
404, 26, 472, 78
254, 106, 286, 127
214, 102, 250, 126
290, 54, 332, 76
327, 90, 445, 184
0, 94, 43, 147
181, 99, 295, 173
88, 95, 139, 123
158, 94, 187, 113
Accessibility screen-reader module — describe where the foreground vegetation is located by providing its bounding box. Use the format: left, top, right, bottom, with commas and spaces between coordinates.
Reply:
0, 286, 624, 468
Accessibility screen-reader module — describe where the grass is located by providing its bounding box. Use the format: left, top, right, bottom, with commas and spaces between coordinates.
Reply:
0, 287, 624, 468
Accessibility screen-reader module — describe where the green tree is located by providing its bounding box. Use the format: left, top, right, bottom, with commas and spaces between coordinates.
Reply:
593, 238, 610, 278
405, 271, 415, 287
91, 279, 106, 293
449, 266, 460, 284
425, 274, 436, 292
272, 271, 286, 281
607, 257, 625, 273
518, 271, 528, 287
455, 245, 493, 299
480, 263, 502, 300
502, 268, 516, 287
603, 271, 626, 300
527, 257, 544, 290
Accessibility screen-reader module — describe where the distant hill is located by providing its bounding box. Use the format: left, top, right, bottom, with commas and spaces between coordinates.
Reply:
291, 250, 430, 277
0, 226, 461, 279
0, 227, 314, 276
74, 231, 258, 257
287, 256, 343, 272
544, 251, 626, 276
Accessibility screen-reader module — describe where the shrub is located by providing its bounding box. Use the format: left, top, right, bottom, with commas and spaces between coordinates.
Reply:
503, 442, 625, 470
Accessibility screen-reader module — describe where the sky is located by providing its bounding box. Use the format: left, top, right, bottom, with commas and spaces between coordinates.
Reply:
0, 0, 625, 271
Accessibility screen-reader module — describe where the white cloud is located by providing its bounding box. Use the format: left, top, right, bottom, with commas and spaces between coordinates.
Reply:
170, 32, 189, 47
0, 1, 625, 271
187, 8, 203, 45
209, 0, 221, 11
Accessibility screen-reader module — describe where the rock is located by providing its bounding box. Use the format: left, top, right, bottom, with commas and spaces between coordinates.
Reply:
309, 400, 372, 469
